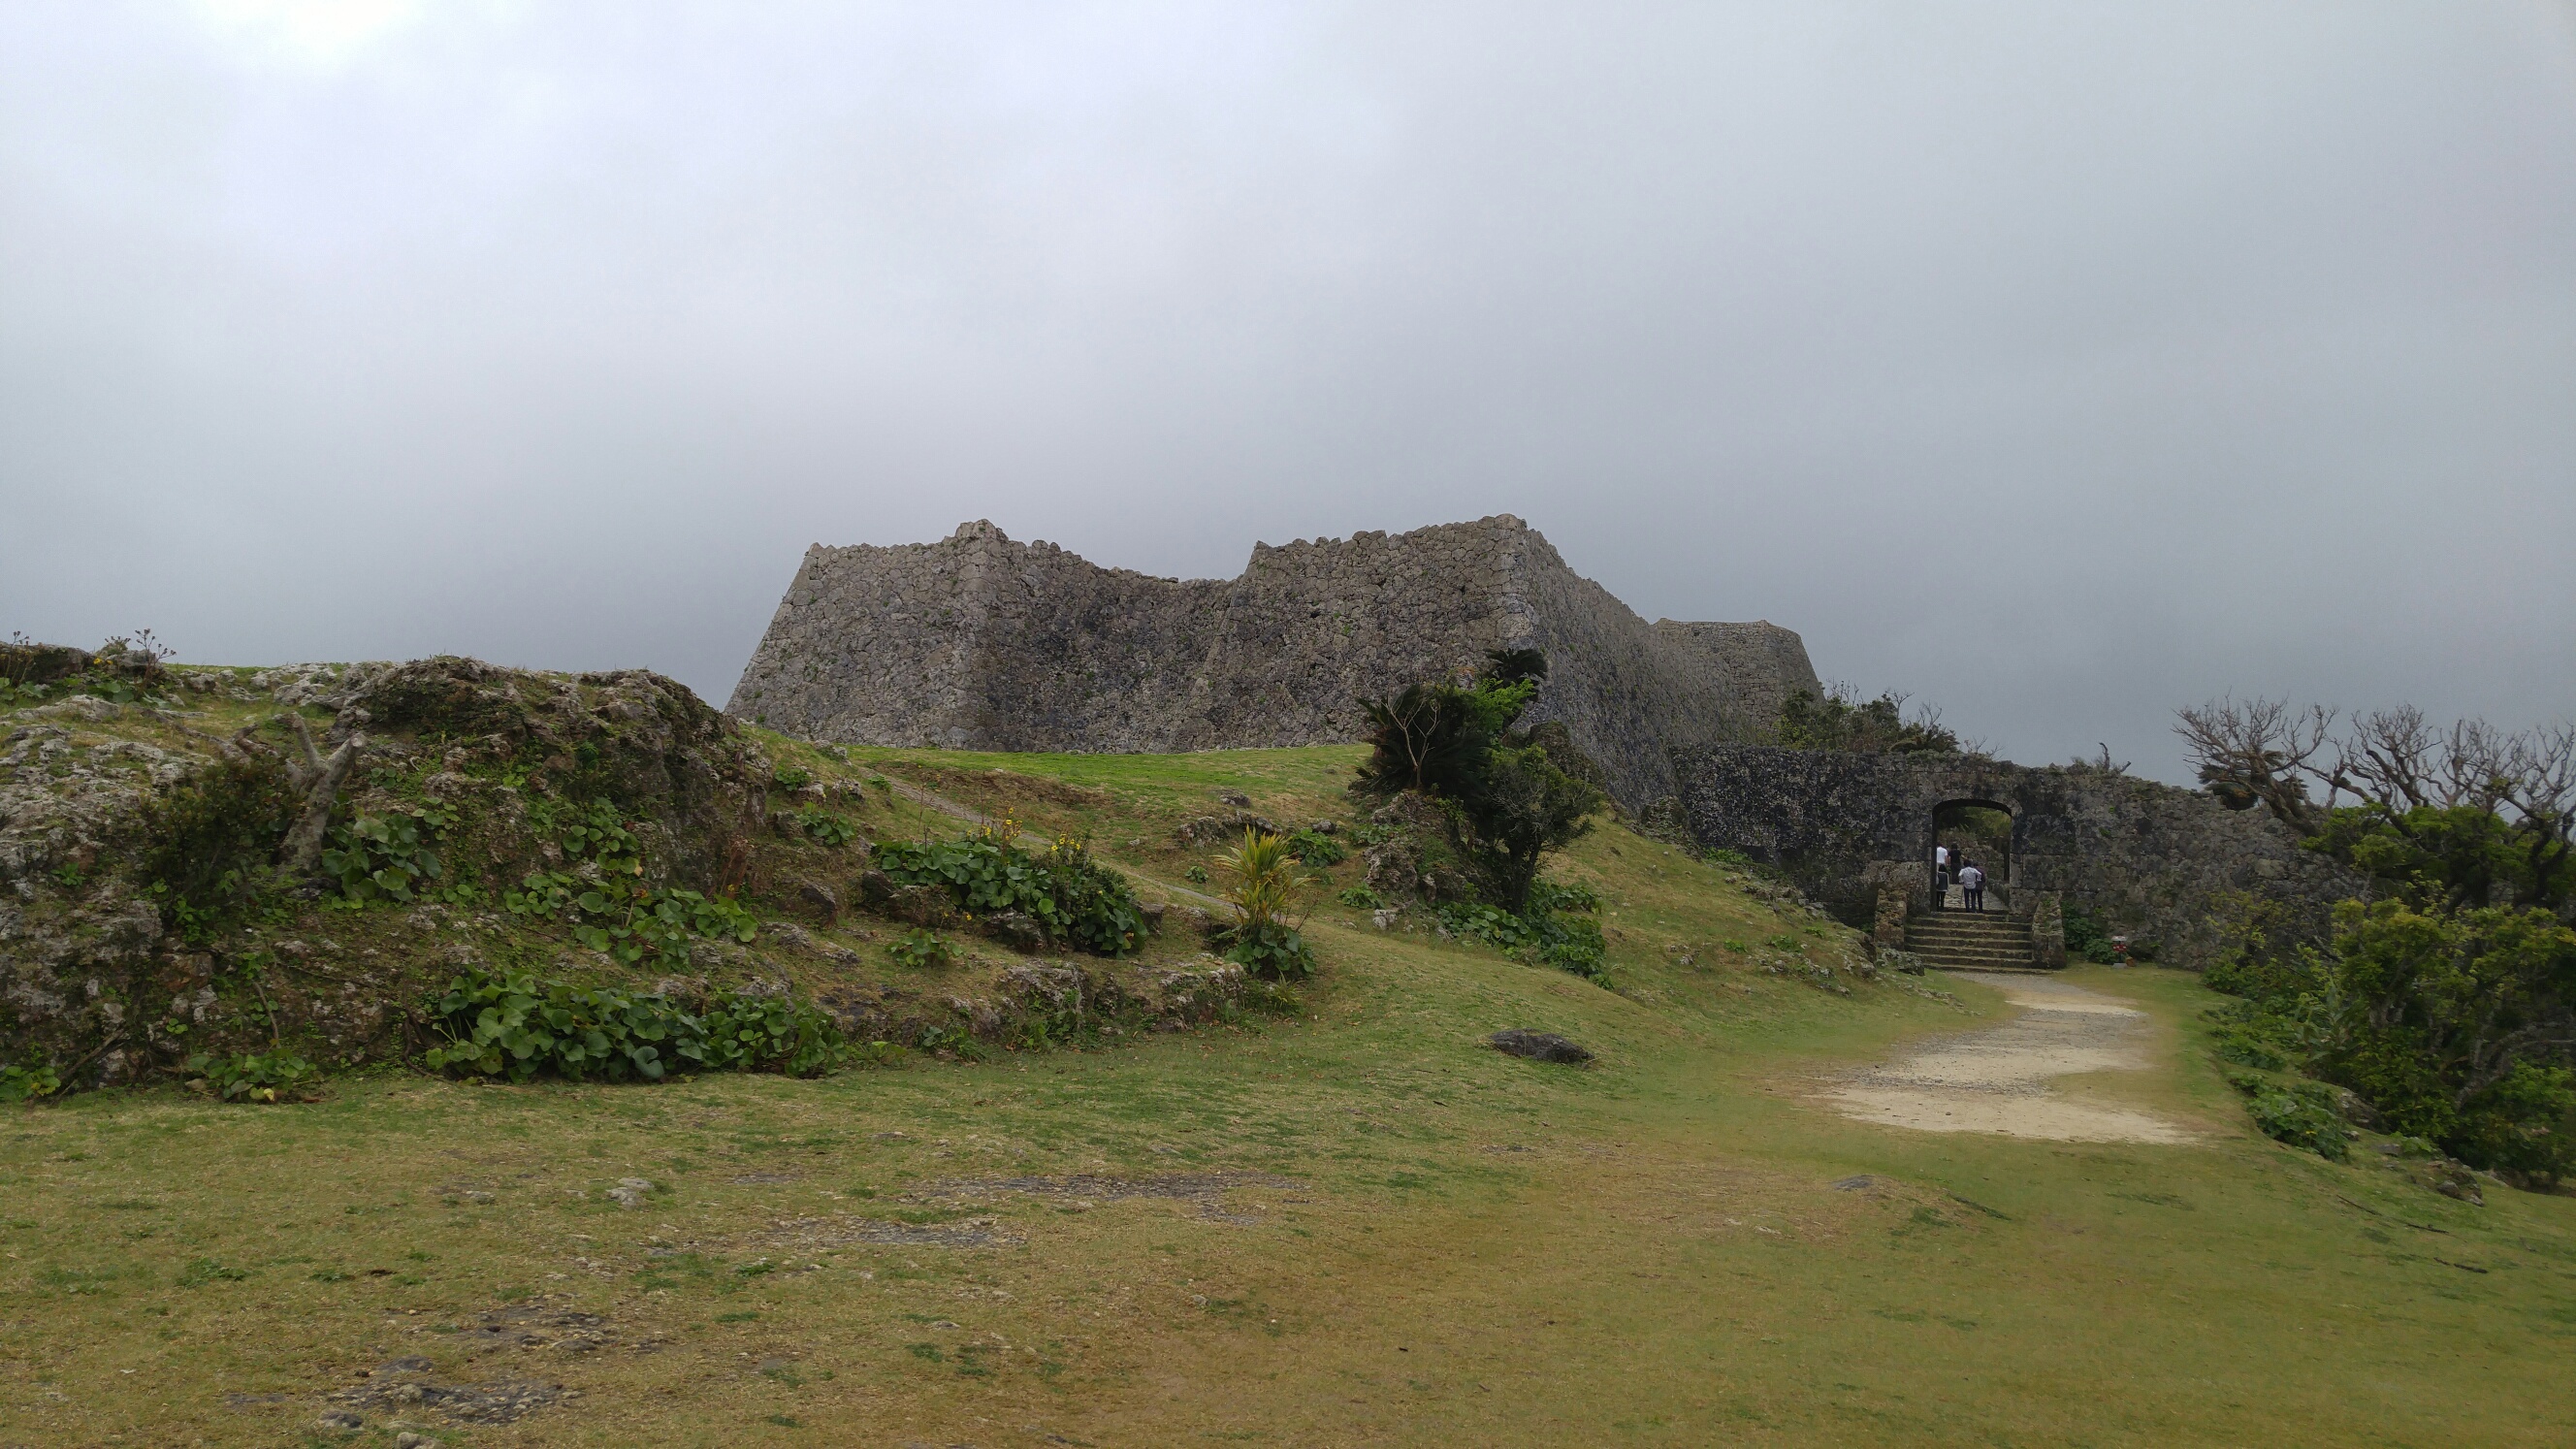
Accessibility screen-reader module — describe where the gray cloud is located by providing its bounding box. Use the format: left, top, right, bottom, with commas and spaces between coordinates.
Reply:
5, 1, 2570, 782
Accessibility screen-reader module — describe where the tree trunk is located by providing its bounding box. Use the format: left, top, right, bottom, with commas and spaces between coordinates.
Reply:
277, 733, 366, 877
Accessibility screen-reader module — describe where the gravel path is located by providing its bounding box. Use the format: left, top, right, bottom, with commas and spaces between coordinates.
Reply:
1823, 972, 2197, 1143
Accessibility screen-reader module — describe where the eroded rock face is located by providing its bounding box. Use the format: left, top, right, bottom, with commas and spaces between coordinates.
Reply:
724, 517, 1820, 810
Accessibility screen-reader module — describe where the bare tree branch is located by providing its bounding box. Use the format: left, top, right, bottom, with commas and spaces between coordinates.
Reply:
2174, 696, 2333, 829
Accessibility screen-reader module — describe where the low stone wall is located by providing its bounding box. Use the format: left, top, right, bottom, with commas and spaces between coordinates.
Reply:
1672, 745, 2358, 966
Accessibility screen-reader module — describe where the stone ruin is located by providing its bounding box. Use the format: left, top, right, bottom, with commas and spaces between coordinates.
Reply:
729, 513, 2329, 967
1671, 745, 2359, 967
726, 515, 1819, 811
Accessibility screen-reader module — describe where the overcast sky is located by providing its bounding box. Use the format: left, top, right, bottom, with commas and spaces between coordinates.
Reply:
4, 2, 2571, 782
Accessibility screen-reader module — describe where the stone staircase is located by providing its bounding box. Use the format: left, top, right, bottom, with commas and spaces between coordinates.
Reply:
1904, 910, 2043, 972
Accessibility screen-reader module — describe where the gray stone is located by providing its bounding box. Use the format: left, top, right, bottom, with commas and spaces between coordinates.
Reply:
1489, 1029, 1594, 1064
1673, 745, 2361, 967
794, 880, 839, 925
724, 517, 1819, 811
984, 911, 1046, 952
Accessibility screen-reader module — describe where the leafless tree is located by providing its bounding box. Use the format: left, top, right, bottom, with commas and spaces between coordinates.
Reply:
2174, 696, 2334, 830
2183, 695, 2576, 911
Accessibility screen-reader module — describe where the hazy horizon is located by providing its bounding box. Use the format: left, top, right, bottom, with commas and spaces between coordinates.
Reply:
6, 3, 2571, 785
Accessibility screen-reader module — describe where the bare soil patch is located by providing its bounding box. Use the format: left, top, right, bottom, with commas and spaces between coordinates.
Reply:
1823, 972, 2197, 1143
922, 1172, 1306, 1223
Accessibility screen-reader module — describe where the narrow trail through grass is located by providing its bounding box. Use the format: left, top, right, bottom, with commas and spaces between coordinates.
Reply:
1823, 970, 2199, 1143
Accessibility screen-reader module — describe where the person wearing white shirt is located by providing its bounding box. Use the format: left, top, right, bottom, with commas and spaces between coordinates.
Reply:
1958, 861, 1985, 913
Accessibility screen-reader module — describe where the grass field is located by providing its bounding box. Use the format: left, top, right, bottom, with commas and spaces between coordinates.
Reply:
4, 746, 2572, 1447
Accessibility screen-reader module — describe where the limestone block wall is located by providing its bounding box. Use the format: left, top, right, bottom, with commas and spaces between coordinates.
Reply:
728, 516, 1819, 810
1654, 621, 1827, 737
1671, 745, 2360, 965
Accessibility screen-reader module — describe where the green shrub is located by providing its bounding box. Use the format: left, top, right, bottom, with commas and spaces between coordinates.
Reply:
2211, 892, 2576, 1184
542, 796, 638, 860
2210, 1026, 2291, 1072
1213, 830, 1318, 981
185, 1050, 317, 1103
1285, 829, 1348, 867
1351, 651, 1605, 911
2246, 1081, 2350, 1161
422, 969, 846, 1081
873, 828, 1145, 955
1336, 885, 1385, 910
140, 756, 302, 938
2063, 901, 2117, 964
799, 806, 860, 847
320, 807, 453, 905
1433, 879, 1605, 980
1776, 686, 1958, 755
0, 1062, 61, 1103
1183, 864, 1209, 885
772, 765, 813, 791
1224, 919, 1315, 982
505, 872, 757, 971
886, 928, 954, 969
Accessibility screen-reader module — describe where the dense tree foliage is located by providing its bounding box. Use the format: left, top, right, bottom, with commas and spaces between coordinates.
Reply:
1353, 650, 1605, 911
1775, 686, 1960, 755
2185, 699, 2576, 1183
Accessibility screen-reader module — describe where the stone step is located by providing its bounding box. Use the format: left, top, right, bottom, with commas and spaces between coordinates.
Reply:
1907, 928, 2033, 946
1909, 948, 2038, 965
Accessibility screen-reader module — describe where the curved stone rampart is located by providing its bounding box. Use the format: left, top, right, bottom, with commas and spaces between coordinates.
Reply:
727, 517, 1819, 809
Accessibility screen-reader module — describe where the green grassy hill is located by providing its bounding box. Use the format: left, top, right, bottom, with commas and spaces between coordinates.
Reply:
4, 700, 2574, 1445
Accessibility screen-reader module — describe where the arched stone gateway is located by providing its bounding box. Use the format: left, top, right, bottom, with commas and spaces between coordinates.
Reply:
1669, 746, 2359, 968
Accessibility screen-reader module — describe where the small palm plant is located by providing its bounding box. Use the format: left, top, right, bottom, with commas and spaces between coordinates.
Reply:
1215, 829, 1317, 981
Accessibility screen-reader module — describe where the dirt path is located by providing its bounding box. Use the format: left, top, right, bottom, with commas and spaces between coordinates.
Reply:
1823, 972, 2197, 1143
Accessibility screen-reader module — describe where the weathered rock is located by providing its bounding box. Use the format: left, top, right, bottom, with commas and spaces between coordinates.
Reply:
1489, 1029, 1594, 1064
984, 911, 1046, 952
793, 880, 839, 925
886, 884, 958, 928
724, 517, 1819, 810
1175, 814, 1281, 847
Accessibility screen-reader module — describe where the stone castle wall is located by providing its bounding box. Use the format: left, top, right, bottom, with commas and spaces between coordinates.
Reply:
727, 516, 1819, 809
1671, 745, 2361, 965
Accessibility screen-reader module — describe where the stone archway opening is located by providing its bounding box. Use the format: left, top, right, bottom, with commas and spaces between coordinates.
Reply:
1931, 798, 2013, 913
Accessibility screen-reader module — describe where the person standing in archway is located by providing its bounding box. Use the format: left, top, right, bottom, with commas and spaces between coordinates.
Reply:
1959, 858, 1985, 913
1935, 842, 1950, 898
